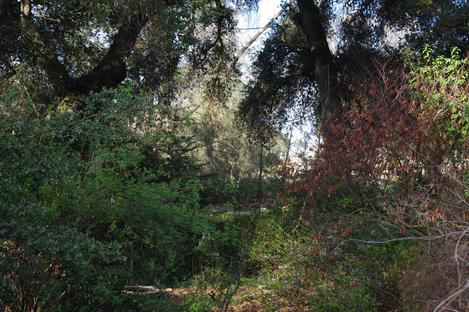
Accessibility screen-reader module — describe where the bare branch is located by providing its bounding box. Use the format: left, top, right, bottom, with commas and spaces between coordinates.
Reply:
433, 281, 469, 312
231, 5, 286, 68
349, 231, 467, 245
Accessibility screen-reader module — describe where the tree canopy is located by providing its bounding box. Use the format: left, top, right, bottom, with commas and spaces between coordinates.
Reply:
0, 0, 259, 107
240, 0, 469, 134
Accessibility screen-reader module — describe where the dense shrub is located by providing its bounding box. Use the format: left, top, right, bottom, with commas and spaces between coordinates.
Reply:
0, 207, 127, 311
0, 86, 233, 309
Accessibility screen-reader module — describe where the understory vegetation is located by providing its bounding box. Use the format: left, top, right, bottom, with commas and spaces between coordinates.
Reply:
1, 0, 468, 311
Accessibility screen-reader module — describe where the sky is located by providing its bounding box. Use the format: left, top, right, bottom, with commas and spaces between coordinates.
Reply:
235, 0, 317, 160
235, 0, 283, 77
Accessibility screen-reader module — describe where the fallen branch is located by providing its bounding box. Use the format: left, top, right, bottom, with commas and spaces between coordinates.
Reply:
348, 231, 467, 245
454, 226, 469, 308
123, 285, 161, 295
433, 280, 469, 312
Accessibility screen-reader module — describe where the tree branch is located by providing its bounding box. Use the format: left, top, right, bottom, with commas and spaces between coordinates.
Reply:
18, 0, 148, 98
232, 6, 286, 69
72, 13, 148, 94
348, 231, 467, 244
433, 281, 469, 312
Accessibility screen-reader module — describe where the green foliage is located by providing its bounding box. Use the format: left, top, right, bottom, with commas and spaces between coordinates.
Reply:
248, 215, 308, 272
184, 294, 214, 312
237, 202, 420, 311
411, 45, 469, 149
174, 84, 285, 185
0, 209, 127, 311
310, 267, 378, 312
0, 86, 233, 309
189, 267, 242, 312
195, 219, 244, 270
78, 172, 212, 282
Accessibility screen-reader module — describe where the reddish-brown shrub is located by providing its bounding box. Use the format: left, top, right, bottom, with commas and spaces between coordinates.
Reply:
286, 55, 469, 311
291, 58, 466, 213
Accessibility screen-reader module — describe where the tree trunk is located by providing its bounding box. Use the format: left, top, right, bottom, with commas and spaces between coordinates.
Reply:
281, 128, 293, 183
258, 143, 264, 200
295, 0, 347, 169
296, 0, 352, 185
296, 0, 340, 123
